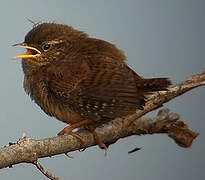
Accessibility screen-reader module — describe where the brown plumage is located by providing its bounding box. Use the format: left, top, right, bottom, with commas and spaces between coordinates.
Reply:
13, 23, 171, 150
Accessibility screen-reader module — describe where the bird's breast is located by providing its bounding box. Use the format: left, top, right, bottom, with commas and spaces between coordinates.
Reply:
24, 74, 84, 125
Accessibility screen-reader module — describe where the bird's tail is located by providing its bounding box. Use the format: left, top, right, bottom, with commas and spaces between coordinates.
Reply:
142, 78, 171, 92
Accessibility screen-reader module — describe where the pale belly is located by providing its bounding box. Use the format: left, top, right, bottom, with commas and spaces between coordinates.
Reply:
41, 96, 85, 125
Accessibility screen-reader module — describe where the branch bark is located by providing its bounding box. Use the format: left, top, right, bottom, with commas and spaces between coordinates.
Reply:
0, 72, 204, 170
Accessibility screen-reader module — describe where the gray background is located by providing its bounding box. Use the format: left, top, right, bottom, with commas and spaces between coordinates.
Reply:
0, 0, 204, 180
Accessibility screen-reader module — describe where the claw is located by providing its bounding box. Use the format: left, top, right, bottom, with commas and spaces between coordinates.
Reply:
91, 130, 108, 155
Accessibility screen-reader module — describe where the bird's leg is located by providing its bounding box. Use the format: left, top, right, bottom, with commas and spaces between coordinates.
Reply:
88, 126, 108, 154
58, 120, 108, 153
58, 119, 92, 147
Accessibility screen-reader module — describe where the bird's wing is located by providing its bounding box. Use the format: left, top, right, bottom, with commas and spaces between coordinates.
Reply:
47, 56, 145, 122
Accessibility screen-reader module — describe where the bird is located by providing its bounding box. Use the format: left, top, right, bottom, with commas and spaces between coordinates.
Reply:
13, 22, 171, 151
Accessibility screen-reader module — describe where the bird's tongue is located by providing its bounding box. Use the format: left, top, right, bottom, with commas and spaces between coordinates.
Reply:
26, 49, 38, 55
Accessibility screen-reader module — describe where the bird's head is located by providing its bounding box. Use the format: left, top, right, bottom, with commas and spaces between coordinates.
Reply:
13, 23, 88, 68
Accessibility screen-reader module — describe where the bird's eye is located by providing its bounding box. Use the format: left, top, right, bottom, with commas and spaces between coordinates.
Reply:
42, 44, 51, 51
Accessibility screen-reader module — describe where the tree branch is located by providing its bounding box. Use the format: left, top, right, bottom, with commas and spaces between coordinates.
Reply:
0, 72, 204, 170
33, 161, 62, 180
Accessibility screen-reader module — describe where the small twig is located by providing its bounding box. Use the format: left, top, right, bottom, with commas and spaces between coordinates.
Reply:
33, 161, 62, 180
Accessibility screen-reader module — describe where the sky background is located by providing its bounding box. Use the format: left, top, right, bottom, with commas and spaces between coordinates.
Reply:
0, 0, 204, 180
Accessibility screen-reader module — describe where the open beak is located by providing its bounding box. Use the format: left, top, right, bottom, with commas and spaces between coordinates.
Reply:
13, 43, 41, 60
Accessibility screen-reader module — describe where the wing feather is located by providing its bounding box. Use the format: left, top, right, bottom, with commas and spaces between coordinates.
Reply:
48, 56, 144, 122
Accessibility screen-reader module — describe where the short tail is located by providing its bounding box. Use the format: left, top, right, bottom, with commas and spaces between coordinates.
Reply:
142, 78, 171, 92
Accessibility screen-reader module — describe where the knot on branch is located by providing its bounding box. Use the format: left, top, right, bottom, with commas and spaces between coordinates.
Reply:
167, 121, 199, 147
127, 108, 199, 148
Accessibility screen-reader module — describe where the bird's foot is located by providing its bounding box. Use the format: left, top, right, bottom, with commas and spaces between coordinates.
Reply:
58, 119, 93, 150
58, 126, 86, 150
58, 120, 108, 154
91, 130, 108, 155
